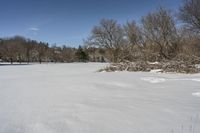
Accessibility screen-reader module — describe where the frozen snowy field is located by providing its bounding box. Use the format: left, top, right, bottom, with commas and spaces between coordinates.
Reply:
0, 63, 200, 133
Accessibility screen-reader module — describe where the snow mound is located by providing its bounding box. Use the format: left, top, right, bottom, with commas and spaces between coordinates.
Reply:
140, 77, 166, 83
150, 69, 162, 73
192, 92, 200, 97
191, 78, 200, 82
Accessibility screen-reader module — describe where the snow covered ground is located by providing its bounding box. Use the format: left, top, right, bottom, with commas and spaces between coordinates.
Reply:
0, 63, 200, 133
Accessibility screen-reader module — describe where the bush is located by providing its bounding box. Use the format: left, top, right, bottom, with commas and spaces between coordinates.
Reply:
99, 61, 200, 74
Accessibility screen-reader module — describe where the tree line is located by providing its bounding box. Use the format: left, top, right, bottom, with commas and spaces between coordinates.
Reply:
86, 0, 200, 63
0, 0, 200, 64
0, 36, 106, 64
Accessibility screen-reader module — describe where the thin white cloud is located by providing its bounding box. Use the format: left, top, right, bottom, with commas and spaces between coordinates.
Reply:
29, 27, 39, 31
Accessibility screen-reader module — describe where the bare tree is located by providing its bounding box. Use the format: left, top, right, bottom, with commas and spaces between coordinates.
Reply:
124, 21, 142, 46
179, 0, 200, 34
123, 21, 144, 61
2, 39, 18, 64
0, 39, 4, 61
87, 19, 125, 62
13, 36, 27, 63
141, 7, 178, 60
24, 40, 35, 63
178, 27, 200, 58
36, 42, 48, 64
62, 46, 76, 62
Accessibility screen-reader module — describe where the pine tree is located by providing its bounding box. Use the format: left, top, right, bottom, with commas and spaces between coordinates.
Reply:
75, 46, 89, 62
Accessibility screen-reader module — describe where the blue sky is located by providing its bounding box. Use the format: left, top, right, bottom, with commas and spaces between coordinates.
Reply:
0, 0, 182, 47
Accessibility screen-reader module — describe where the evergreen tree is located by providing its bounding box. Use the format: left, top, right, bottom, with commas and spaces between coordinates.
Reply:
75, 46, 89, 62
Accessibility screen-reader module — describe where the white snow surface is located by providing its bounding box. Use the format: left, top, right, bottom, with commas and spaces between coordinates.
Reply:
192, 92, 200, 97
0, 63, 200, 133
